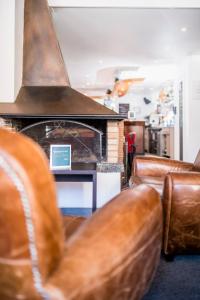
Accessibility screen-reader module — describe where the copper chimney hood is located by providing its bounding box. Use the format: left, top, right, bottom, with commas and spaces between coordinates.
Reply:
0, 0, 123, 120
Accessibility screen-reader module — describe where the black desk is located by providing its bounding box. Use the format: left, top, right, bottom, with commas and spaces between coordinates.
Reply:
53, 163, 97, 212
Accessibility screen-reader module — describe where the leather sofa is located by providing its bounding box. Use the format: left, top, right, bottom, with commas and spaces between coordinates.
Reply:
130, 154, 200, 257
0, 128, 162, 300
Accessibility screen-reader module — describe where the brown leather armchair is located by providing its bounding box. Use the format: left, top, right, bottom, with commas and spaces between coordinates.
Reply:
130, 154, 200, 257
0, 128, 162, 300
130, 154, 200, 195
163, 172, 200, 256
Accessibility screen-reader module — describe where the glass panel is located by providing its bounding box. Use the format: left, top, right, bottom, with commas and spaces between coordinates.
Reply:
21, 120, 103, 163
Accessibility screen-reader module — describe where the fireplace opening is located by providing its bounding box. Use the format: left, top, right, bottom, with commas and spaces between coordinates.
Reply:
21, 120, 103, 164
1, 116, 124, 167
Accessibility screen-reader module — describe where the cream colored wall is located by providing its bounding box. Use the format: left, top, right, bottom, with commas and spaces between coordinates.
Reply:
14, 0, 24, 98
0, 0, 15, 102
0, 0, 24, 103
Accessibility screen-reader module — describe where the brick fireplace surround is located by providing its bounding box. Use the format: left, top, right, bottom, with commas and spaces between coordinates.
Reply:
107, 120, 124, 164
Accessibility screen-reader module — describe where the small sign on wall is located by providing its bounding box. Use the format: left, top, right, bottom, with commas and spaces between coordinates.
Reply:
119, 103, 130, 117
50, 145, 71, 170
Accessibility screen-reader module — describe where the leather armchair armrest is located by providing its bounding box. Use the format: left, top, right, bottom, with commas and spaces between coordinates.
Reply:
163, 172, 200, 255
62, 215, 86, 241
131, 156, 194, 178
46, 186, 162, 300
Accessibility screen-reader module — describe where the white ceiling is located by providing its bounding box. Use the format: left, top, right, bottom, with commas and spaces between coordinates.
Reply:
52, 8, 200, 95
48, 0, 200, 8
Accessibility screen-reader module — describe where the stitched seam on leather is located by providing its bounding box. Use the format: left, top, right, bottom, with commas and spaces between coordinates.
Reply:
0, 152, 51, 300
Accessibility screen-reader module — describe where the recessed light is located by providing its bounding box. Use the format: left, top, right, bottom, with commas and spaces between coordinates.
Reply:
86, 82, 90, 86
86, 74, 90, 78
98, 60, 103, 64
181, 27, 187, 32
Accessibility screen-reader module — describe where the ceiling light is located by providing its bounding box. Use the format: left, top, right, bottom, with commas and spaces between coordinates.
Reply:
181, 27, 187, 32
98, 60, 103, 64
117, 67, 140, 80
119, 71, 137, 79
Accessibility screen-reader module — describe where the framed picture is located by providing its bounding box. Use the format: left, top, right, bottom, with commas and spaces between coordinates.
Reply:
119, 103, 130, 117
50, 144, 71, 170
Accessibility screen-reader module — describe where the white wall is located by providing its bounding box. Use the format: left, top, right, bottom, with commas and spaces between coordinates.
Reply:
14, 0, 24, 98
173, 63, 189, 161
182, 55, 200, 162
56, 172, 121, 208
0, 0, 24, 103
56, 182, 93, 208
173, 78, 181, 160
0, 0, 15, 102
116, 90, 157, 120
97, 172, 121, 207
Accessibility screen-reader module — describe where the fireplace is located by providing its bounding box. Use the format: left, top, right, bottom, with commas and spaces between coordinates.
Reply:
0, 0, 124, 166
0, 0, 125, 210
21, 120, 103, 163
0, 0, 121, 121
0, 117, 124, 167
